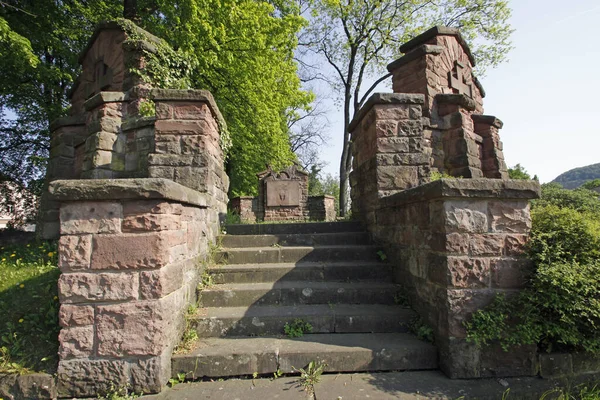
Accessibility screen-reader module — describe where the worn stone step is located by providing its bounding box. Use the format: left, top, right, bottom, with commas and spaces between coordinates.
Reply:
218, 231, 371, 248
223, 221, 364, 235
209, 262, 393, 284
194, 304, 415, 337
215, 245, 383, 265
172, 333, 438, 379
198, 281, 399, 307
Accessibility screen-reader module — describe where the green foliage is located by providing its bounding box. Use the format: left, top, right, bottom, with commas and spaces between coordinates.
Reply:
224, 210, 242, 225
582, 179, 600, 191
284, 319, 313, 338
466, 183, 600, 353
376, 250, 387, 261
97, 384, 140, 400
430, 171, 455, 181
0, 240, 59, 373
508, 164, 535, 180
553, 162, 600, 189
409, 316, 434, 343
0, 1, 123, 190
533, 183, 600, 215
137, 99, 156, 118
168, 372, 187, 387
292, 360, 326, 396
174, 304, 200, 354
308, 165, 340, 214
143, 0, 312, 196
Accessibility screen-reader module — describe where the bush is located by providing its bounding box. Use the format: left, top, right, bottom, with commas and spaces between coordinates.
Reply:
466, 183, 600, 353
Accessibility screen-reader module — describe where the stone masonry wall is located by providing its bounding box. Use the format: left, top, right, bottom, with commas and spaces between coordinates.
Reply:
372, 179, 540, 378
51, 179, 211, 397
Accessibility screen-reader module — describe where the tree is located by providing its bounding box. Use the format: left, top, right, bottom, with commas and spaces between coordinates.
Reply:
0, 1, 123, 224
300, 0, 514, 215
1, 0, 312, 211
508, 164, 538, 181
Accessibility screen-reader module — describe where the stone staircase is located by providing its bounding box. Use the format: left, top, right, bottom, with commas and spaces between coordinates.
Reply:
171, 221, 438, 379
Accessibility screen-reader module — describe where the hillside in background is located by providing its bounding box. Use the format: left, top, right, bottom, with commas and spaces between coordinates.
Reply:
552, 163, 600, 189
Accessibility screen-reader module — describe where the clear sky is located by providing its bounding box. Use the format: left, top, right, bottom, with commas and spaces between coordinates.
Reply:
316, 0, 600, 183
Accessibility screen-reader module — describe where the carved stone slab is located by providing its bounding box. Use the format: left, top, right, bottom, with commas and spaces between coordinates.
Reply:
266, 181, 300, 206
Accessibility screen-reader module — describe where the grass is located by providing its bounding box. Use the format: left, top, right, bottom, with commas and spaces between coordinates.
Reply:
0, 239, 60, 374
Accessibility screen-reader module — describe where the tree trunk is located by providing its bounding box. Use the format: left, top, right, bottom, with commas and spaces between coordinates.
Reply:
123, 0, 139, 22
339, 83, 353, 217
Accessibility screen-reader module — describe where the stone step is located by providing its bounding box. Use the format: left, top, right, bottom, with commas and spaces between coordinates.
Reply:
218, 231, 371, 248
194, 304, 415, 337
209, 262, 393, 284
223, 221, 364, 236
198, 281, 400, 307
215, 245, 383, 265
172, 333, 438, 379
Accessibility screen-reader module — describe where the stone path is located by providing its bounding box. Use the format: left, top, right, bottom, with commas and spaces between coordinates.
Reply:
143, 370, 562, 400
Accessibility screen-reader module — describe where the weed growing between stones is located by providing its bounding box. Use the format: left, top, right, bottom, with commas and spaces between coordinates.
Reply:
376, 250, 387, 261
429, 171, 456, 181
174, 304, 200, 354
284, 319, 313, 338
0, 240, 59, 374
137, 99, 155, 117
409, 316, 434, 343
96, 384, 140, 400
168, 372, 187, 387
292, 360, 326, 398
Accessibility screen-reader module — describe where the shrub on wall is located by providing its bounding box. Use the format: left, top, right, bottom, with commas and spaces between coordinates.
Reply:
466, 184, 600, 353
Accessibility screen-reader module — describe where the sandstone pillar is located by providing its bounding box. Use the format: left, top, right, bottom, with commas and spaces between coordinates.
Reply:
373, 179, 540, 378
349, 93, 429, 226
51, 179, 210, 397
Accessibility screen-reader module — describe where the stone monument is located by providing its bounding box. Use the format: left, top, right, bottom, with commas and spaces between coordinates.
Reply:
230, 164, 336, 222
349, 26, 540, 378
38, 21, 229, 396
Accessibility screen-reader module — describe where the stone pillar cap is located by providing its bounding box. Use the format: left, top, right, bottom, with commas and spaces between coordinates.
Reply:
399, 26, 476, 67
348, 93, 425, 132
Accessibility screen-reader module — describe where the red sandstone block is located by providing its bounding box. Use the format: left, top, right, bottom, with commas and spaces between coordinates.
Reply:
95, 292, 186, 357
59, 234, 92, 271
59, 326, 95, 359
488, 201, 531, 233
122, 200, 184, 216
504, 234, 528, 256
60, 202, 122, 235
469, 234, 504, 256
374, 104, 411, 120
155, 120, 214, 136
58, 272, 139, 303
446, 256, 491, 288
171, 102, 212, 120
59, 304, 95, 327
375, 120, 398, 138
91, 231, 185, 270
139, 260, 190, 299
443, 200, 488, 233
122, 213, 182, 232
155, 102, 173, 119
